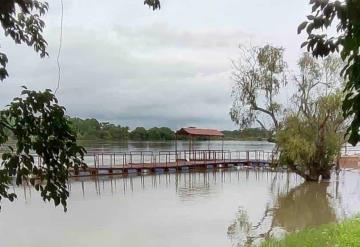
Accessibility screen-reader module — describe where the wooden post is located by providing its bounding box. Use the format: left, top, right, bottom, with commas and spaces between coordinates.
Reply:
189, 137, 191, 161
221, 137, 224, 161
175, 134, 178, 164
246, 151, 249, 165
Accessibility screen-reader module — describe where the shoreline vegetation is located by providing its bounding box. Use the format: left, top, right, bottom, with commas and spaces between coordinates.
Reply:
258, 216, 360, 247
69, 117, 272, 141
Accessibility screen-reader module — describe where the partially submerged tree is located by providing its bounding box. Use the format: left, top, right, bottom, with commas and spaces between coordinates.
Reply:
276, 54, 345, 181
277, 92, 344, 180
231, 47, 345, 181
230, 45, 287, 133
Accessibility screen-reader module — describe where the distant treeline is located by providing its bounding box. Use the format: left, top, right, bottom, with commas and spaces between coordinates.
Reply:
70, 118, 174, 141
222, 129, 271, 141
69, 117, 270, 141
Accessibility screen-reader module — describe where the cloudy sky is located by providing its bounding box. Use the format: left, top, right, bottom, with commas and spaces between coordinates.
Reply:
0, 0, 310, 130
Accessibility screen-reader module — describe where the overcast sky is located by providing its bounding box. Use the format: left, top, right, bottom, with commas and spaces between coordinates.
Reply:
0, 0, 310, 130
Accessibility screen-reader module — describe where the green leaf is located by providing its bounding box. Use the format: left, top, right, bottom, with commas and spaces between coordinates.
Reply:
298, 21, 308, 34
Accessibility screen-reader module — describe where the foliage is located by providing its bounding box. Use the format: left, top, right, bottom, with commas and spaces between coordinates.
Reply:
230, 45, 287, 131
0, 0, 49, 80
70, 118, 129, 140
144, 0, 161, 10
298, 0, 360, 146
258, 216, 360, 247
222, 128, 271, 141
0, 1, 88, 211
0, 89, 86, 211
276, 53, 345, 181
70, 117, 271, 141
130, 127, 174, 141
294, 53, 344, 116
276, 94, 344, 180
230, 47, 346, 180
70, 118, 175, 141
129, 127, 148, 141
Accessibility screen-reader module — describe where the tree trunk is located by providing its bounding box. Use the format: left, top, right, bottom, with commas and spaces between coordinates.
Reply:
320, 169, 331, 180
303, 168, 331, 181
288, 163, 332, 182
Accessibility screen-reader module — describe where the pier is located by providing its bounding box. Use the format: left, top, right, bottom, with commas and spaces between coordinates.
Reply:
70, 149, 278, 177
70, 127, 278, 177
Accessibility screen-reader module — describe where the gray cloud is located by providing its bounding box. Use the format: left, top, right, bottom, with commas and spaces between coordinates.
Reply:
0, 0, 309, 130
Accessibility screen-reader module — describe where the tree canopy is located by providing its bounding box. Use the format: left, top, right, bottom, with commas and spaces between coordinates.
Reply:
231, 47, 345, 181
276, 53, 345, 181
0, 1, 85, 211
277, 92, 344, 180
0, 89, 85, 210
70, 118, 175, 141
298, 0, 360, 145
0, 0, 48, 80
230, 45, 287, 132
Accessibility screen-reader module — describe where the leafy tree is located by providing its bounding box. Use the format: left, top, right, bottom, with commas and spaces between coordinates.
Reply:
222, 128, 271, 140
147, 127, 174, 140
276, 54, 345, 181
0, 1, 85, 210
0, 0, 48, 80
0, 89, 86, 210
70, 118, 176, 141
130, 127, 148, 141
69, 118, 130, 140
298, 0, 360, 145
70, 118, 101, 139
129, 127, 174, 141
277, 93, 344, 180
230, 45, 287, 133
99, 122, 129, 140
231, 48, 345, 181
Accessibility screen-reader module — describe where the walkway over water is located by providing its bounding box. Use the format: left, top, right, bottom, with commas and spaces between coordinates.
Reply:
71, 150, 278, 177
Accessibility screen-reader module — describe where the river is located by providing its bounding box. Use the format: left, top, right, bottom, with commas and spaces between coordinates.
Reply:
0, 141, 359, 247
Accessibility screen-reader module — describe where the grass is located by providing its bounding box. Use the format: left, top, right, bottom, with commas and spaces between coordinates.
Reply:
259, 217, 360, 247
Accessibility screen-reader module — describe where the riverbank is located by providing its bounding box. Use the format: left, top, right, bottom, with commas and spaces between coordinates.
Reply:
259, 216, 360, 247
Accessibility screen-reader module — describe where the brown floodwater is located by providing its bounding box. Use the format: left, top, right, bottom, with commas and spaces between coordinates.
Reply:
0, 168, 359, 247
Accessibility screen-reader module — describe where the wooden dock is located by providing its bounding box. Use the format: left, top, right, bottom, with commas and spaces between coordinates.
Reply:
70, 150, 277, 177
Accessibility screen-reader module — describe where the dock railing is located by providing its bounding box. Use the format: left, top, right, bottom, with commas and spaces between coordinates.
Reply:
28, 149, 280, 171
81, 150, 277, 168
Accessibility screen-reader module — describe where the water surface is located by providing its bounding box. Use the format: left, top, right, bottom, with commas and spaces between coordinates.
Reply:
1, 141, 359, 247
1, 169, 360, 247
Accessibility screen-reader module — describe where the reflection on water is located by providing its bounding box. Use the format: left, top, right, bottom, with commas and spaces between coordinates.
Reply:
273, 182, 337, 231
226, 172, 358, 246
1, 169, 360, 247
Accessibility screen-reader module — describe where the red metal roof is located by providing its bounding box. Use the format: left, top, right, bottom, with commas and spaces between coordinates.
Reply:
176, 127, 224, 137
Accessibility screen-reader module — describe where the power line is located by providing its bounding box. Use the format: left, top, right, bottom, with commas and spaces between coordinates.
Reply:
55, 0, 64, 94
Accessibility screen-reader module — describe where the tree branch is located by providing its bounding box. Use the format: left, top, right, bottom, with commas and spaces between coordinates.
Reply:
255, 119, 267, 130
0, 121, 15, 131
252, 104, 279, 129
